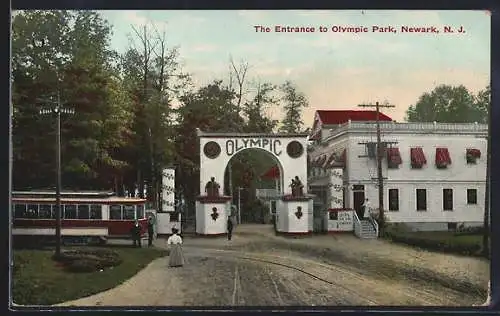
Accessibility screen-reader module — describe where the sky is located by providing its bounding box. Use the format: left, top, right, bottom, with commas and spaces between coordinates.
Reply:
98, 10, 490, 127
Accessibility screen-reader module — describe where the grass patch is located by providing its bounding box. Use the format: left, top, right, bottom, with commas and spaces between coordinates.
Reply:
384, 227, 485, 257
12, 246, 167, 306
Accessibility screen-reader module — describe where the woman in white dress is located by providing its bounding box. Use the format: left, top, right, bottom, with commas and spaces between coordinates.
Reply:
167, 228, 184, 267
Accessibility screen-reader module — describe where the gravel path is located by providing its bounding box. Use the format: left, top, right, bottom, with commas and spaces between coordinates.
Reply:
57, 225, 489, 307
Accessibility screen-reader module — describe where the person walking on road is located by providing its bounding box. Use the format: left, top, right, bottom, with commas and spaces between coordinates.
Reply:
167, 228, 184, 267
227, 216, 234, 241
147, 217, 155, 247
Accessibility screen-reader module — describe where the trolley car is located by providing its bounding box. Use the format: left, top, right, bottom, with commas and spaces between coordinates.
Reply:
11, 190, 148, 245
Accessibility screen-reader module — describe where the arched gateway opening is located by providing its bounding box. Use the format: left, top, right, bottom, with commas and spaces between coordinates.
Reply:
223, 148, 284, 224
195, 130, 312, 236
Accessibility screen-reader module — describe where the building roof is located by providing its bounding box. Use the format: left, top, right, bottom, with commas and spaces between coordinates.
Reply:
316, 110, 393, 125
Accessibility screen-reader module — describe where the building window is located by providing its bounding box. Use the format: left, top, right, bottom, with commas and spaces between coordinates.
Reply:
467, 189, 477, 205
77, 205, 90, 219
64, 205, 77, 219
416, 189, 427, 211
39, 204, 52, 219
123, 205, 136, 220
443, 189, 453, 211
329, 211, 338, 220
90, 205, 102, 219
447, 222, 457, 231
110, 205, 122, 220
388, 189, 399, 211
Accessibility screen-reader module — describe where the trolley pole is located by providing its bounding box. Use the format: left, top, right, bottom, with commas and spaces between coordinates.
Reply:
358, 101, 395, 236
39, 91, 74, 258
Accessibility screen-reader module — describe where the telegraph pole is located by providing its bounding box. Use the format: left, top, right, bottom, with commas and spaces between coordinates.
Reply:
358, 101, 395, 236
39, 91, 74, 258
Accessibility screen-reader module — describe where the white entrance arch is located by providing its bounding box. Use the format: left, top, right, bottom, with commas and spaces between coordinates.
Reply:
197, 130, 309, 196
195, 130, 312, 236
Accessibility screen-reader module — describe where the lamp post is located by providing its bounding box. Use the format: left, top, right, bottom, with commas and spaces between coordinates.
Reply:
39, 92, 74, 258
237, 187, 243, 225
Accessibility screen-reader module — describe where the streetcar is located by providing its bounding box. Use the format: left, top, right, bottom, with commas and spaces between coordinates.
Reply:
11, 190, 148, 245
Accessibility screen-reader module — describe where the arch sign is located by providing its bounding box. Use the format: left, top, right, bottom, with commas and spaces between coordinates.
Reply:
197, 130, 309, 196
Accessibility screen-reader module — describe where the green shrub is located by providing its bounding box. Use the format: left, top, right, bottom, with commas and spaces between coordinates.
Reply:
386, 231, 482, 256
56, 248, 123, 273
66, 259, 102, 273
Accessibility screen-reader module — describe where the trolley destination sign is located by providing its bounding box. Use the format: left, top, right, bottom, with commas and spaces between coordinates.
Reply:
225, 138, 283, 156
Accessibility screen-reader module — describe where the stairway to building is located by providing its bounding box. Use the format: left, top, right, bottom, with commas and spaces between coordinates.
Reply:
359, 219, 378, 239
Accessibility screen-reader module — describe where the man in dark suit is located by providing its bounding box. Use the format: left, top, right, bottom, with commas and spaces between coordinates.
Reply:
147, 217, 155, 247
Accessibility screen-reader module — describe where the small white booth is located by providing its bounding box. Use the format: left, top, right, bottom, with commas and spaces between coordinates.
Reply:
327, 208, 355, 233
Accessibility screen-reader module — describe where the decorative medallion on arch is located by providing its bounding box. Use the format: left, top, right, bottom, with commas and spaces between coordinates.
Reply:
287, 141, 304, 158
204, 141, 221, 159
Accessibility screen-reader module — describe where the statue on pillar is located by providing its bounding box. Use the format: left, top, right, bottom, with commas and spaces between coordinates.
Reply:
205, 177, 220, 197
290, 176, 304, 197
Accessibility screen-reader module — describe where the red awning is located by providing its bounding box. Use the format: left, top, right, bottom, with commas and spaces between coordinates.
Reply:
261, 166, 280, 179
325, 153, 337, 168
314, 157, 321, 167
467, 148, 481, 159
410, 148, 427, 167
386, 147, 402, 165
435, 148, 452, 166
319, 155, 327, 167
339, 149, 346, 163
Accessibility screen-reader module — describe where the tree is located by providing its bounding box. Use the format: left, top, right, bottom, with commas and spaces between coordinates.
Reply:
12, 10, 133, 190
279, 80, 308, 133
475, 85, 490, 124
121, 22, 191, 207
243, 81, 279, 133
405, 84, 487, 123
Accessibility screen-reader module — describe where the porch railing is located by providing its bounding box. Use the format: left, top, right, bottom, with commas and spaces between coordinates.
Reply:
368, 210, 379, 237
352, 211, 361, 238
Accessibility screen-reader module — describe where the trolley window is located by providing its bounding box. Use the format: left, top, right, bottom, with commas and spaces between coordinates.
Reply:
137, 204, 145, 219
39, 204, 52, 219
14, 204, 27, 218
51, 205, 60, 219
27, 204, 39, 218
77, 205, 90, 219
90, 205, 102, 219
123, 205, 135, 220
110, 205, 122, 220
64, 205, 77, 219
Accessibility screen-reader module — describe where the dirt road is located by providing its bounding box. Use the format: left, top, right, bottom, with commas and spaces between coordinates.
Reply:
58, 225, 489, 307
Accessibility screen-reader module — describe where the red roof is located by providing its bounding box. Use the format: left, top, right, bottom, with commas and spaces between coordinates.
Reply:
261, 166, 280, 179
316, 110, 393, 125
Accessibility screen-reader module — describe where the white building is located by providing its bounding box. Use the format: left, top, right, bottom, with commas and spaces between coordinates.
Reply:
308, 110, 487, 232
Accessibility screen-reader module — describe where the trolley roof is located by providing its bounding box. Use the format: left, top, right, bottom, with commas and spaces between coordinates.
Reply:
12, 191, 146, 203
